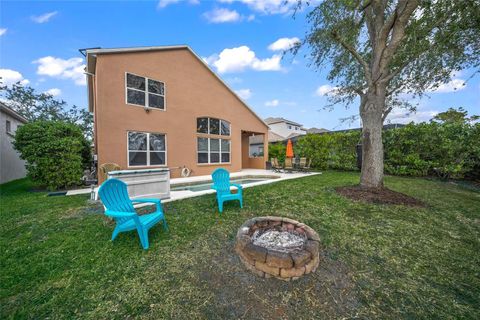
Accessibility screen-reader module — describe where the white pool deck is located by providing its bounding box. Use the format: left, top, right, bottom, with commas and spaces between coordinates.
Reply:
67, 169, 321, 203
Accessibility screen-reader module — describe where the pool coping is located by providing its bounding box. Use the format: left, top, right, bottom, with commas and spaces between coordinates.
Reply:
163, 170, 321, 203
66, 169, 321, 204
170, 174, 280, 189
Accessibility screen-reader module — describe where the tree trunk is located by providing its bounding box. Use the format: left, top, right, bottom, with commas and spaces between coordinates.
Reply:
359, 91, 385, 188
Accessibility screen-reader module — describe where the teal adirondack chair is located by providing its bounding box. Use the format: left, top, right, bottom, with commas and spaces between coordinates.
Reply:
98, 178, 168, 250
211, 168, 243, 213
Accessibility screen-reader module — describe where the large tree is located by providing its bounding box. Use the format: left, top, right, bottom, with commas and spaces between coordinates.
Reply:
296, 0, 480, 187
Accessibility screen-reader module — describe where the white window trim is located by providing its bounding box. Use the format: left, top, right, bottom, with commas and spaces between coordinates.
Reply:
196, 137, 231, 165
197, 117, 231, 137
127, 131, 168, 167
125, 72, 166, 111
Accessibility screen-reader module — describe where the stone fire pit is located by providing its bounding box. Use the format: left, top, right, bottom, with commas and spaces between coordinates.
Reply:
235, 216, 320, 281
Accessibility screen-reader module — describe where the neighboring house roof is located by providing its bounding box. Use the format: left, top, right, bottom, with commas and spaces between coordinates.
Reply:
306, 127, 330, 134
0, 102, 28, 123
286, 132, 303, 139
277, 123, 406, 144
83, 45, 268, 129
332, 123, 406, 134
247, 131, 285, 144
268, 131, 285, 143
264, 117, 303, 127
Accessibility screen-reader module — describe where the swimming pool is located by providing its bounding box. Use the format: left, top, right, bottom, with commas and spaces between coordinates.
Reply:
171, 177, 275, 192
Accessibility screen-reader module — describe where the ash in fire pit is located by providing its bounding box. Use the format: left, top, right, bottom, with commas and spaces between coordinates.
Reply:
235, 216, 320, 281
252, 229, 306, 252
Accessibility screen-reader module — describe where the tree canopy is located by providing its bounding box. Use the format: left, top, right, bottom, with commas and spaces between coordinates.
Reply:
432, 107, 480, 124
0, 82, 93, 140
297, 0, 480, 118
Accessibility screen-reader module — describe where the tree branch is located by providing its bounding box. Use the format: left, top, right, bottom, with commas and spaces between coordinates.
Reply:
331, 30, 373, 86
382, 106, 393, 122
379, 0, 419, 72
381, 14, 449, 84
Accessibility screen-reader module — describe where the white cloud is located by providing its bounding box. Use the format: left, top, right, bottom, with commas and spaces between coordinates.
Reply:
203, 8, 242, 23
219, 0, 298, 15
0, 69, 30, 86
205, 46, 282, 73
268, 37, 300, 51
0, 28, 7, 36
265, 99, 279, 107
33, 56, 86, 86
235, 88, 252, 100
157, 0, 199, 9
386, 109, 439, 124
428, 78, 466, 93
31, 11, 58, 24
316, 84, 339, 96
44, 88, 62, 97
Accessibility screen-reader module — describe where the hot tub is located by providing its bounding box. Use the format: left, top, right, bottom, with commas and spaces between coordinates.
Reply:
107, 168, 170, 200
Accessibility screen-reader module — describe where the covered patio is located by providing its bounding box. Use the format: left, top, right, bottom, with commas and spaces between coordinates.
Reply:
241, 130, 268, 170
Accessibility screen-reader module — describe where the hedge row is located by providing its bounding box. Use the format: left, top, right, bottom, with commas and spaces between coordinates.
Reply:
270, 122, 480, 180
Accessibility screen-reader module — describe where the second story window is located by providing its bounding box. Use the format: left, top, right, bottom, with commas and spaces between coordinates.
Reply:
6, 120, 11, 133
126, 73, 165, 110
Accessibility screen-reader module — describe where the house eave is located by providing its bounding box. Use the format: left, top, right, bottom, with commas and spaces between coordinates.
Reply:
0, 103, 28, 123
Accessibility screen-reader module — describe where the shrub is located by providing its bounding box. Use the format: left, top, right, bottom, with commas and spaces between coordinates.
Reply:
384, 122, 479, 179
13, 121, 91, 190
292, 121, 479, 180
328, 132, 360, 170
295, 134, 332, 169
268, 143, 286, 164
295, 132, 360, 170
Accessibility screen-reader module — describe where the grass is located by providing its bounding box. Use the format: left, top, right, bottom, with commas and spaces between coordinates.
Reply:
1, 172, 479, 319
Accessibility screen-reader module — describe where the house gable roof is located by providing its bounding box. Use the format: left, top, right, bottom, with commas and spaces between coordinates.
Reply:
306, 127, 330, 134
84, 45, 268, 129
264, 117, 303, 127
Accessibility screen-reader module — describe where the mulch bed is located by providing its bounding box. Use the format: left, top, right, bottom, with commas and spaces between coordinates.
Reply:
335, 185, 425, 207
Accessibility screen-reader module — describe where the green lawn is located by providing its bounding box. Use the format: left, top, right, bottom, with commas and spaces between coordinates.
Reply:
1, 172, 479, 319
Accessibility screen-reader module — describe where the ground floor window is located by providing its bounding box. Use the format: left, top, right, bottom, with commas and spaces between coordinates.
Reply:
128, 131, 166, 166
197, 137, 230, 164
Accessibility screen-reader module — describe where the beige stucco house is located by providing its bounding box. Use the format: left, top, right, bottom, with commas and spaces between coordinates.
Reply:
0, 103, 27, 184
84, 45, 269, 182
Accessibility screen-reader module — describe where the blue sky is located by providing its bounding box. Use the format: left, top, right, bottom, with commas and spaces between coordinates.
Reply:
1, 0, 478, 130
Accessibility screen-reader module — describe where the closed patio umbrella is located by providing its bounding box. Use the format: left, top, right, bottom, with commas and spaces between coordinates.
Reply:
286, 139, 294, 158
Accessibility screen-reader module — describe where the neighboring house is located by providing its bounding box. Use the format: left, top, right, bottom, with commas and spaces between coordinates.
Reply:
83, 45, 269, 181
306, 127, 330, 134
0, 103, 27, 184
264, 117, 307, 140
